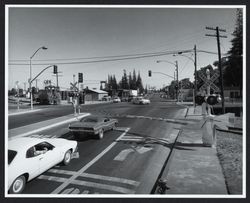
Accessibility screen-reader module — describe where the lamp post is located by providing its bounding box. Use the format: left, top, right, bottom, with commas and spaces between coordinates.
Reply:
173, 45, 197, 106
156, 60, 179, 101
29, 46, 47, 110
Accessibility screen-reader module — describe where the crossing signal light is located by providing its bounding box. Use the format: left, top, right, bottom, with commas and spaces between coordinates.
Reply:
206, 95, 222, 105
195, 95, 205, 105
53, 65, 58, 74
195, 94, 221, 106
78, 73, 83, 83
148, 70, 152, 77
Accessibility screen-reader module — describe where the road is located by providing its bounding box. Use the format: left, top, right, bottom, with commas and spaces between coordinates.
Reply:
8, 94, 187, 195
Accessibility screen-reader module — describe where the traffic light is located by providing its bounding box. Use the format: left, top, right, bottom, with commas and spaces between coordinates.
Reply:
53, 65, 58, 74
78, 73, 83, 83
206, 94, 222, 105
195, 95, 205, 105
148, 70, 152, 77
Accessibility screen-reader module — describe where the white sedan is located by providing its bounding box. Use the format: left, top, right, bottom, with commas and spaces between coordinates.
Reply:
132, 97, 151, 105
8, 137, 78, 194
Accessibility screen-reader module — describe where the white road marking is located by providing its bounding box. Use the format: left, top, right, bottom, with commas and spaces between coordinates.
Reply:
39, 174, 135, 194
71, 179, 135, 194
71, 188, 80, 194
51, 127, 130, 194
47, 169, 140, 187
61, 188, 74, 194
79, 173, 140, 187
136, 146, 153, 154
114, 148, 134, 161
82, 190, 89, 194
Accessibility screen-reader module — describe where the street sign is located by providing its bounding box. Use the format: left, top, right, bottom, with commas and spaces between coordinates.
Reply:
199, 71, 220, 92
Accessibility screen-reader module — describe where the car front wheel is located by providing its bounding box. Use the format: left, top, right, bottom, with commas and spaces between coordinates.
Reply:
63, 150, 72, 165
98, 129, 104, 139
9, 175, 26, 194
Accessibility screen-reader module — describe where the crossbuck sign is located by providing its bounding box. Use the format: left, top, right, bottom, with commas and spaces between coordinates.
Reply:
199, 71, 220, 92
70, 82, 79, 91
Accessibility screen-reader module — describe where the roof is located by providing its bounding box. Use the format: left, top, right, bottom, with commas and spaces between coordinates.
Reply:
8, 137, 45, 151
88, 89, 108, 94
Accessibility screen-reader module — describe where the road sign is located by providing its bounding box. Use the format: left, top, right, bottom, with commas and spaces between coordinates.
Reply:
199, 71, 220, 92
70, 82, 79, 91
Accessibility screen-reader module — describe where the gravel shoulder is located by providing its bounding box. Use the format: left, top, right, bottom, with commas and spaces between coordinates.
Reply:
216, 117, 243, 194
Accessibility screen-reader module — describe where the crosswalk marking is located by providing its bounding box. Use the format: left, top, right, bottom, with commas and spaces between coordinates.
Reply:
82, 190, 89, 194
38, 174, 136, 194
47, 169, 140, 187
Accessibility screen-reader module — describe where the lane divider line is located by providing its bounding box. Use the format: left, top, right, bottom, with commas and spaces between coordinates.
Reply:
50, 127, 130, 194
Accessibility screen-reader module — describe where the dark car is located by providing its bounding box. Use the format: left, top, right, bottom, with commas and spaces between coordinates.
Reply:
68, 116, 118, 139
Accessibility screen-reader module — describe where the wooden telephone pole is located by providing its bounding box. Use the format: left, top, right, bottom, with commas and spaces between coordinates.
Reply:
205, 26, 227, 114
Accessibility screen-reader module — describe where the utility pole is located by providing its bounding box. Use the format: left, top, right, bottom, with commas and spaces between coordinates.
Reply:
205, 26, 227, 114
194, 45, 197, 98
175, 60, 179, 102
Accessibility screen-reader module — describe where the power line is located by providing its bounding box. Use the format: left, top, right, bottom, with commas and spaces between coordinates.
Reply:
9, 49, 193, 66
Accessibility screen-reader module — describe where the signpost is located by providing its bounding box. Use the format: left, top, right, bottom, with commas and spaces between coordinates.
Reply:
70, 82, 80, 115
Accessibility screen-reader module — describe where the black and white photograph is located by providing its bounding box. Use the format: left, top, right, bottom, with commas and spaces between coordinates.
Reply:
5, 4, 245, 198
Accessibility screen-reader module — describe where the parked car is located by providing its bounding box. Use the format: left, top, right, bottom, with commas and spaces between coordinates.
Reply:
132, 96, 151, 105
102, 95, 111, 101
69, 115, 118, 139
113, 97, 121, 103
8, 137, 78, 194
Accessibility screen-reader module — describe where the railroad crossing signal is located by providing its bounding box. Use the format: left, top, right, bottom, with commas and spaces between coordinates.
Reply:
70, 82, 79, 91
199, 71, 220, 92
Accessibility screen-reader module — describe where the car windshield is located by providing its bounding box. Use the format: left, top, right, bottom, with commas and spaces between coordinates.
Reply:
82, 117, 99, 123
8, 150, 17, 165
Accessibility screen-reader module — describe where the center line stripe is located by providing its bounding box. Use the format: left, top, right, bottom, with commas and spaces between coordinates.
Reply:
51, 127, 130, 194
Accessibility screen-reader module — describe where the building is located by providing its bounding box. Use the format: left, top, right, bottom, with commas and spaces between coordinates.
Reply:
85, 89, 108, 101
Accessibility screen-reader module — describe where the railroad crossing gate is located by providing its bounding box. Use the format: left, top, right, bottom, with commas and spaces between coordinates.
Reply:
199, 71, 220, 92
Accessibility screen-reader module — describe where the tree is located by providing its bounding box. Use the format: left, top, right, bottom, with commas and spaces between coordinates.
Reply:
223, 8, 243, 96
131, 69, 137, 90
136, 71, 144, 93
120, 69, 129, 89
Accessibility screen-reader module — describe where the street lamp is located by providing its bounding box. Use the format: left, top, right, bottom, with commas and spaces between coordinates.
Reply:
156, 60, 179, 101
29, 46, 48, 110
173, 45, 197, 102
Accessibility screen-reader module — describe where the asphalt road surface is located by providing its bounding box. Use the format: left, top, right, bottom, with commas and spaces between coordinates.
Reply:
8, 94, 187, 195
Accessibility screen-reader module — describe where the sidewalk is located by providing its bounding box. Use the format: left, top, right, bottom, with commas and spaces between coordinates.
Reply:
158, 106, 228, 195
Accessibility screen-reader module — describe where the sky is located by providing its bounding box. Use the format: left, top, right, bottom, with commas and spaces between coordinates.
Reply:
7, 6, 241, 91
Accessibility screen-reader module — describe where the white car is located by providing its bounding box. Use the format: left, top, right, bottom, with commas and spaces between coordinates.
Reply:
8, 137, 78, 194
113, 97, 121, 103
132, 97, 151, 105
